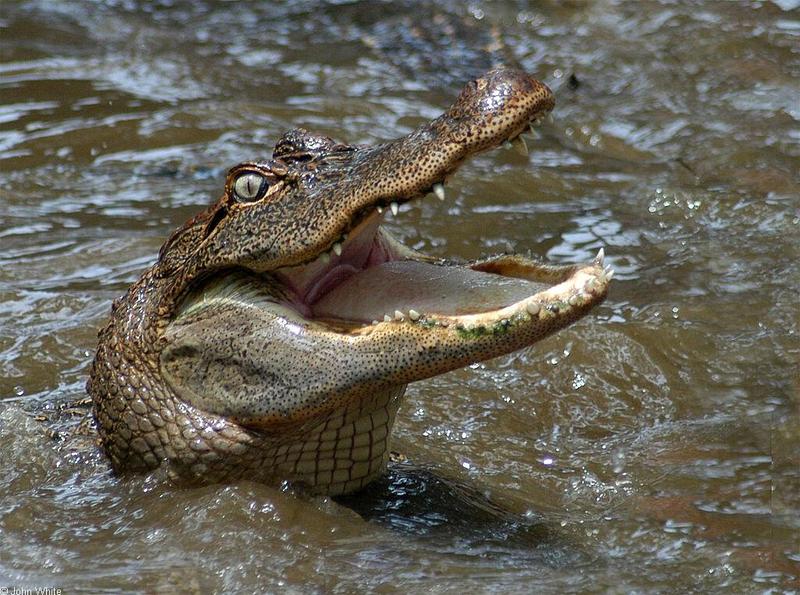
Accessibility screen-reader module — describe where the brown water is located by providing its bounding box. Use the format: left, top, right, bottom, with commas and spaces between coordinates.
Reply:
1, 0, 799, 592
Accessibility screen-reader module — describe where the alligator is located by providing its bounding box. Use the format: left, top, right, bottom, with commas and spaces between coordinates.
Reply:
87, 67, 612, 496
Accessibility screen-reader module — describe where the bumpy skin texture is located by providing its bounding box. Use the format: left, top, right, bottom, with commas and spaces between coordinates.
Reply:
87, 68, 604, 495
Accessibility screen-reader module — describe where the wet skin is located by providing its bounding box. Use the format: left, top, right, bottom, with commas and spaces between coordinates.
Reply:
87, 67, 612, 496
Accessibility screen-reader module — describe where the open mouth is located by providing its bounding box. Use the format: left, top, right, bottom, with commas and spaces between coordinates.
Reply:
271, 221, 612, 335
268, 157, 612, 335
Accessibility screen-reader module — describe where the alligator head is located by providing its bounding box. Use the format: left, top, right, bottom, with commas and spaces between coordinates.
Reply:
88, 67, 612, 495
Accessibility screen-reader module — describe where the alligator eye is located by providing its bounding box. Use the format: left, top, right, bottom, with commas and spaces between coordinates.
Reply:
232, 172, 267, 202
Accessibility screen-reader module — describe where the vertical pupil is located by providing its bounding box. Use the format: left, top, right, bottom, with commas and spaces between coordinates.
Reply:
236, 173, 263, 200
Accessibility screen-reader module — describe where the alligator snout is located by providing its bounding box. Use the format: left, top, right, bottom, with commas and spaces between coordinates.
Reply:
440, 66, 555, 152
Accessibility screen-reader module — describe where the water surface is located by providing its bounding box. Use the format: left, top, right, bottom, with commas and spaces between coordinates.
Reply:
1, 0, 798, 592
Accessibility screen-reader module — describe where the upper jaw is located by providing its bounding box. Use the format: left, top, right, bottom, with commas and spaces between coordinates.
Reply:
276, 67, 555, 268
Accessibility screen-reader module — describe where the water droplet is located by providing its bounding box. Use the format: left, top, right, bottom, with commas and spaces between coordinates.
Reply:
572, 373, 586, 390
612, 450, 626, 474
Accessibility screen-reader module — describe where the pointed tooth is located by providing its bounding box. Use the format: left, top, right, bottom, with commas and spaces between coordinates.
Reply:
595, 247, 605, 266
394, 310, 404, 321
433, 183, 445, 201
547, 113, 554, 124
408, 309, 420, 321
512, 135, 528, 156
606, 268, 615, 281
390, 202, 399, 216
332, 242, 342, 256
384, 314, 392, 322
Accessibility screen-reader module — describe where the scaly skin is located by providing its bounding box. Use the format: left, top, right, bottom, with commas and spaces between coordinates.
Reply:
87, 67, 612, 495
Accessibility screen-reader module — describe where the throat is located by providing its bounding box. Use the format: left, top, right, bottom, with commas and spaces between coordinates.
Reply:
271, 385, 406, 496
273, 217, 399, 311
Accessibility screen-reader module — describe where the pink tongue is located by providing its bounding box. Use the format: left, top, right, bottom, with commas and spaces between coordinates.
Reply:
312, 261, 547, 322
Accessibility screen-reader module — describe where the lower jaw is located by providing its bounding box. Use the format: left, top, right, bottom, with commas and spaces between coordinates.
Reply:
271, 233, 611, 334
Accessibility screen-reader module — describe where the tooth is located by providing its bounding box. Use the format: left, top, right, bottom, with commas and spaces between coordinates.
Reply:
547, 113, 554, 124
595, 247, 605, 266
512, 136, 528, 156
320, 252, 331, 264
377, 206, 384, 214
384, 314, 392, 322
372, 320, 379, 325
390, 202, 399, 216
394, 310, 404, 321
433, 183, 445, 201
408, 309, 420, 321
526, 302, 540, 316
503, 140, 513, 150
606, 268, 615, 281
332, 242, 342, 256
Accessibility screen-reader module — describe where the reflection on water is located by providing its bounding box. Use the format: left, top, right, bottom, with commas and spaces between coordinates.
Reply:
1, 0, 798, 591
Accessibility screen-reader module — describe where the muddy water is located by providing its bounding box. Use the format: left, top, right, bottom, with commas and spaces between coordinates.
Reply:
1, 0, 798, 592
